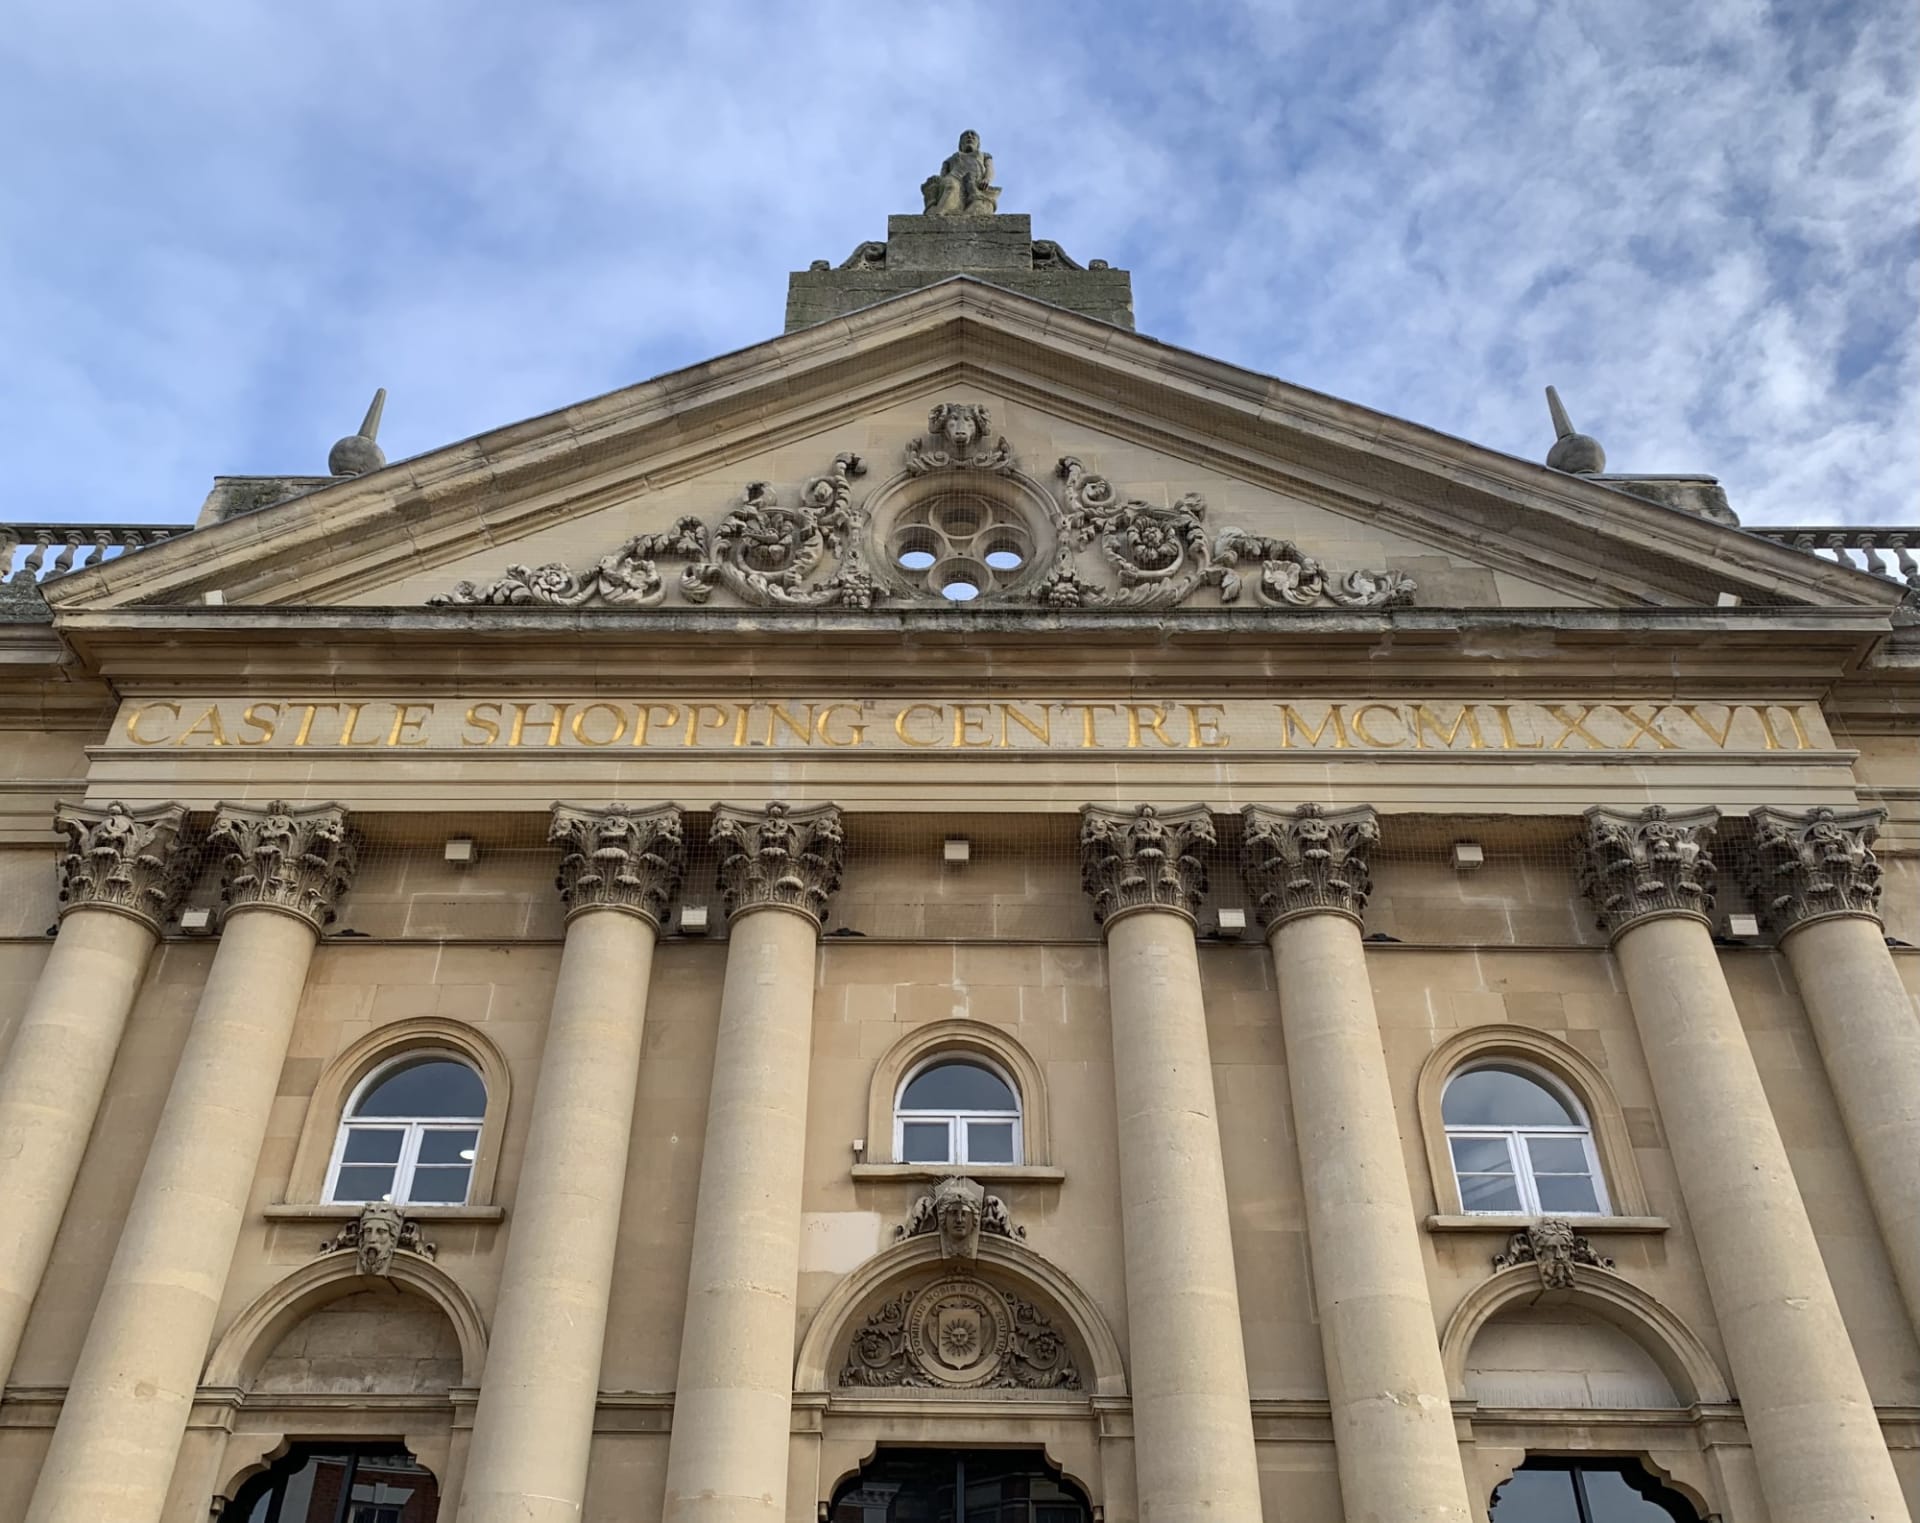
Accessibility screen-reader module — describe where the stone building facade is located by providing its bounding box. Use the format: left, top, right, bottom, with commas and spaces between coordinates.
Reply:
1, 138, 1917, 1523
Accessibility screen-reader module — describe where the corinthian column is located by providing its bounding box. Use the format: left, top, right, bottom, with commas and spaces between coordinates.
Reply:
0, 803, 192, 1393
1242, 804, 1472, 1523
1745, 806, 1920, 1336
1079, 803, 1263, 1519
26, 802, 355, 1523
458, 803, 685, 1523
1582, 805, 1909, 1523
662, 802, 843, 1523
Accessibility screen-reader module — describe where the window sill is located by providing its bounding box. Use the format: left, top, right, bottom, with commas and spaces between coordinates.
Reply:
1426, 1213, 1668, 1234
263, 1204, 506, 1223
851, 1164, 1065, 1186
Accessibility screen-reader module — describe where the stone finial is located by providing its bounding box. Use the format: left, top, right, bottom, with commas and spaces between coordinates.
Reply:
53, 801, 194, 932
550, 803, 686, 926
1492, 1218, 1614, 1290
1078, 803, 1214, 926
896, 1175, 1026, 1261
328, 388, 388, 478
320, 1202, 436, 1279
1544, 386, 1606, 475
1579, 804, 1719, 939
710, 801, 845, 925
209, 801, 357, 931
1744, 805, 1885, 936
921, 129, 1001, 216
1239, 803, 1380, 930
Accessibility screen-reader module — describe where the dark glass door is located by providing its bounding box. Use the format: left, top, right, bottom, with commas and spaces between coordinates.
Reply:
227, 1446, 438, 1523
830, 1447, 1090, 1523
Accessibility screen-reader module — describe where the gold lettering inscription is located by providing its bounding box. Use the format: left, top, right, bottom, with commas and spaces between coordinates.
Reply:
1184, 703, 1230, 749
127, 701, 181, 745
569, 702, 629, 747
462, 703, 502, 747
895, 703, 941, 748
1348, 704, 1406, 749
175, 706, 228, 747
1275, 704, 1348, 749
1412, 704, 1486, 750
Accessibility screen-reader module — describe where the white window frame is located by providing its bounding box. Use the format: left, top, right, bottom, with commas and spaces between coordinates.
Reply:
1443, 1061, 1609, 1217
893, 1055, 1023, 1167
324, 1053, 485, 1208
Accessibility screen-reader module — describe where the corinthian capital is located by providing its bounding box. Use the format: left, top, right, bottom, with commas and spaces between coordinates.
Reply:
1579, 804, 1718, 938
1078, 803, 1214, 926
1239, 803, 1379, 929
710, 801, 845, 925
1744, 805, 1884, 935
550, 802, 686, 925
54, 801, 194, 931
209, 801, 357, 931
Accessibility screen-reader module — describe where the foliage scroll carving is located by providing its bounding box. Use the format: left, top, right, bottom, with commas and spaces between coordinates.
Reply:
838, 1275, 1080, 1391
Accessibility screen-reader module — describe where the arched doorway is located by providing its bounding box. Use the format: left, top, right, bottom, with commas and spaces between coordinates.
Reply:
830, 1447, 1091, 1522
227, 1445, 438, 1523
1490, 1457, 1701, 1521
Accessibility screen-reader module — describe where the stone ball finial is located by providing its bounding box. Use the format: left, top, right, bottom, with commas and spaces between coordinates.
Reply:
1543, 386, 1605, 475
329, 387, 388, 477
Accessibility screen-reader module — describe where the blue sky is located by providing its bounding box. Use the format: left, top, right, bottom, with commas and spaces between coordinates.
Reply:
2, 0, 1914, 528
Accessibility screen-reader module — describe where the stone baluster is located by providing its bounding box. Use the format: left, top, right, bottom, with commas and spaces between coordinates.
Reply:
1581, 805, 1909, 1523
1079, 803, 1265, 1518
0, 803, 193, 1392
1744, 806, 1920, 1336
1241, 804, 1474, 1523
662, 802, 844, 1523
457, 804, 686, 1523
26, 802, 356, 1523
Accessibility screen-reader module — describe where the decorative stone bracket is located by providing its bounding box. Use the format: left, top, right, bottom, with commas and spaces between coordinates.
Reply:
1492, 1218, 1615, 1290
319, 1202, 437, 1279
896, 1176, 1026, 1261
838, 1276, 1080, 1391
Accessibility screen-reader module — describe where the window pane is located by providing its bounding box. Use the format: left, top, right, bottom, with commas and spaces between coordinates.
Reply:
1443, 1066, 1578, 1127
1580, 1467, 1695, 1521
1459, 1173, 1524, 1212
331, 1164, 397, 1203
1450, 1135, 1513, 1174
341, 1128, 405, 1164
1525, 1136, 1591, 1173
966, 1121, 1015, 1163
405, 1166, 472, 1204
901, 1120, 952, 1163
355, 1059, 486, 1119
1490, 1466, 1580, 1520
901, 1061, 1017, 1113
417, 1128, 480, 1164
1535, 1173, 1602, 1215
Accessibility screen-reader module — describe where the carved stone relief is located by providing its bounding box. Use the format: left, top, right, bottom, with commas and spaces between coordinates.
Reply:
1078, 803, 1214, 924
426, 427, 1416, 615
1240, 802, 1379, 928
1492, 1218, 1614, 1290
710, 801, 845, 924
209, 801, 356, 931
320, 1202, 437, 1279
54, 800, 194, 931
550, 802, 686, 926
896, 1176, 1026, 1261
838, 1276, 1080, 1391
1580, 804, 1719, 937
1743, 805, 1885, 935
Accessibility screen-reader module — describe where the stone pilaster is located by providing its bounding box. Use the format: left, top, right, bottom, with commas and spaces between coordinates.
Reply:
711, 799, 844, 924
1744, 806, 1920, 1337
0, 804, 194, 1393
663, 803, 843, 1523
1579, 805, 1909, 1523
458, 805, 683, 1523
1242, 804, 1474, 1523
1079, 802, 1264, 1518
26, 803, 354, 1523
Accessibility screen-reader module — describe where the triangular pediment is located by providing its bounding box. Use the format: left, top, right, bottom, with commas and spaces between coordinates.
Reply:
42, 280, 1896, 619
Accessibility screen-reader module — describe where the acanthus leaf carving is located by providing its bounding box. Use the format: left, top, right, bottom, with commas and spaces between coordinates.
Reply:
1580, 804, 1719, 938
209, 801, 356, 931
711, 801, 845, 925
550, 802, 686, 926
54, 800, 194, 932
905, 403, 1016, 476
320, 1201, 436, 1279
1743, 805, 1885, 935
1078, 803, 1214, 924
837, 1275, 1080, 1391
1492, 1218, 1614, 1290
1214, 531, 1417, 608
1240, 802, 1379, 929
896, 1175, 1026, 1261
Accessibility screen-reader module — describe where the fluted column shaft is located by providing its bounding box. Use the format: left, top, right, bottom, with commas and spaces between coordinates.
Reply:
1584, 805, 1909, 1523
1081, 804, 1263, 1519
1747, 806, 1920, 1337
0, 804, 192, 1393
1244, 805, 1473, 1523
27, 802, 355, 1523
663, 803, 843, 1523
458, 804, 685, 1523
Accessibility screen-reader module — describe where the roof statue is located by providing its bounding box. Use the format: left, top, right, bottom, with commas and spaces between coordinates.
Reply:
328, 387, 388, 478
922, 130, 1001, 217
1543, 385, 1606, 475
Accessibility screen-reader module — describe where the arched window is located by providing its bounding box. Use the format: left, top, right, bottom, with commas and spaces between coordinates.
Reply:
1491, 1458, 1701, 1520
325, 1056, 486, 1206
1443, 1063, 1607, 1216
895, 1058, 1022, 1166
